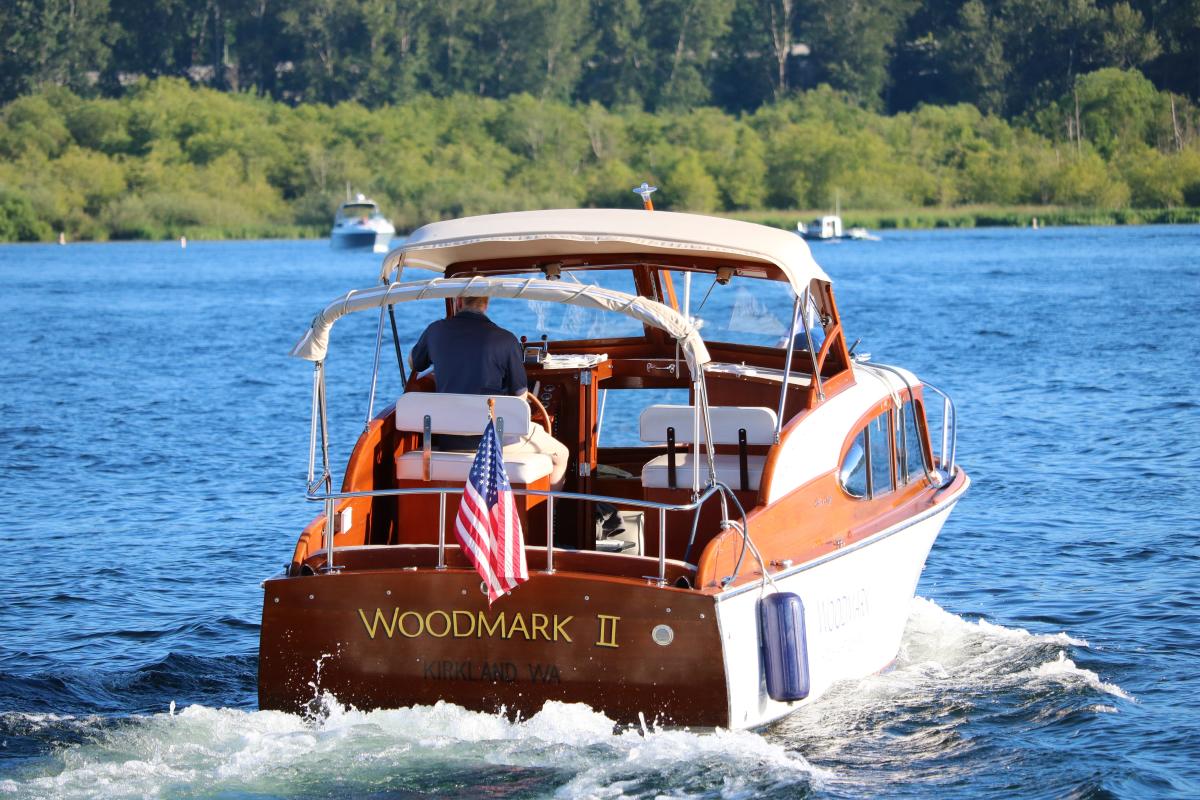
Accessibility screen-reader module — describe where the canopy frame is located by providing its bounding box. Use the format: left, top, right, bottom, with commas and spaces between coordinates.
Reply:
291, 275, 711, 375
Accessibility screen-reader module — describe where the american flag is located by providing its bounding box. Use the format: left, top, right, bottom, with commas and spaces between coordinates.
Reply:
454, 419, 528, 603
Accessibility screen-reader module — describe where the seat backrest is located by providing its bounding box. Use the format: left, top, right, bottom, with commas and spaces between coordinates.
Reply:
639, 405, 778, 446
395, 392, 532, 442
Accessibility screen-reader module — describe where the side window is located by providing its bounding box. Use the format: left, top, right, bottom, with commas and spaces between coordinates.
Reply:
839, 429, 868, 497
900, 401, 927, 483
868, 413, 893, 496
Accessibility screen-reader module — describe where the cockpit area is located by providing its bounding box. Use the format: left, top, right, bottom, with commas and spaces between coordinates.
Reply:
288, 251, 857, 588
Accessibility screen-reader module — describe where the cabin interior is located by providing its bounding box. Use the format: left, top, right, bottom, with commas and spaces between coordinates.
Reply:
291, 256, 862, 584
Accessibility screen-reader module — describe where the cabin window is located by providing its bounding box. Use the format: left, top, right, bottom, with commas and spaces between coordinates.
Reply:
839, 430, 868, 497
868, 413, 893, 496
897, 401, 928, 485
793, 291, 826, 355
840, 410, 897, 499
337, 203, 376, 218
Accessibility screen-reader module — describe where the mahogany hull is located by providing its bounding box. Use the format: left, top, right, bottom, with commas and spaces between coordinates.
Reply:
259, 567, 731, 728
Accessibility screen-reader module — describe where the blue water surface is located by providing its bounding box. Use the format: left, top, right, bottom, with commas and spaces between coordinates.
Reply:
0, 226, 1197, 798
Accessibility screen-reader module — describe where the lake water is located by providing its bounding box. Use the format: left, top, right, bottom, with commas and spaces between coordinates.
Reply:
0, 225, 1197, 798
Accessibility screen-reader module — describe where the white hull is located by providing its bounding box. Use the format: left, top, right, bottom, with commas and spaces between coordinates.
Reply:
715, 489, 965, 729
331, 229, 394, 253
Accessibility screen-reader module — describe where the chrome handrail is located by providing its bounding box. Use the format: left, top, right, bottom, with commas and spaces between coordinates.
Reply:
306, 483, 723, 584
921, 380, 958, 476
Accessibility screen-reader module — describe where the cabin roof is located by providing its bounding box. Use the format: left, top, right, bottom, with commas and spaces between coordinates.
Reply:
381, 209, 828, 294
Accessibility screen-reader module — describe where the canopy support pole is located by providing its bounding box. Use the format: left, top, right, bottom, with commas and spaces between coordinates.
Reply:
383, 271, 409, 388
365, 306, 386, 430
800, 288, 825, 402
315, 362, 338, 573
388, 305, 407, 387
775, 294, 802, 443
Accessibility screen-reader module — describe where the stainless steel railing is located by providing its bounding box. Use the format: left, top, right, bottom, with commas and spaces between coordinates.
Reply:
921, 380, 958, 477
306, 483, 724, 585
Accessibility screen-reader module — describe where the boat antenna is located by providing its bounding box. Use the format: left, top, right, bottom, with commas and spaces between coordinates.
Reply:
633, 182, 657, 211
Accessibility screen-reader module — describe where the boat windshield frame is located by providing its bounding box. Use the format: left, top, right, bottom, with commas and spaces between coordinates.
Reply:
336, 202, 380, 220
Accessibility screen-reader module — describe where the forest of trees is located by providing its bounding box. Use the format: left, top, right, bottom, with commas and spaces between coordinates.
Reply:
1, 0, 1199, 240
4, 0, 1197, 114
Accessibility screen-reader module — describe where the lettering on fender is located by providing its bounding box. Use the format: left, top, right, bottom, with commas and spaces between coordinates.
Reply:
357, 608, 576, 642
816, 588, 870, 633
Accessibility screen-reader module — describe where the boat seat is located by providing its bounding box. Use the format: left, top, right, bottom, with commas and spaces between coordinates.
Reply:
639, 405, 777, 492
396, 450, 553, 483
393, 392, 553, 484
642, 453, 769, 491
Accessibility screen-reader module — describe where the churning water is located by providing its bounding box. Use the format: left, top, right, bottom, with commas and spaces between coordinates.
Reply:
1, 225, 1197, 798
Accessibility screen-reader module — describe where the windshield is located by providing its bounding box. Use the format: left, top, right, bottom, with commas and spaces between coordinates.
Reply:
669, 271, 812, 350
481, 268, 647, 341
338, 203, 377, 219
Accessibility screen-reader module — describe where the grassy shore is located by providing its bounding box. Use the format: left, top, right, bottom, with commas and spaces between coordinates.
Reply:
735, 205, 1200, 231
112, 204, 1200, 242
143, 204, 1200, 242
27, 206, 1200, 245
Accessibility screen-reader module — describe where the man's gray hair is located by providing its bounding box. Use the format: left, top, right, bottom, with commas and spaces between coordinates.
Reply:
461, 296, 489, 310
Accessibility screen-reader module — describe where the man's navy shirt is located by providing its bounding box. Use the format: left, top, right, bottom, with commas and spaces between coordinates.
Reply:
410, 310, 528, 396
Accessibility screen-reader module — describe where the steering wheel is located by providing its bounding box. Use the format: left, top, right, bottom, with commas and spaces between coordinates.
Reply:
525, 391, 552, 433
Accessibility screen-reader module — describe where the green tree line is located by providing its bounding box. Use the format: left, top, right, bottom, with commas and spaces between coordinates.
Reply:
2, 68, 1198, 242
2, 0, 1197, 114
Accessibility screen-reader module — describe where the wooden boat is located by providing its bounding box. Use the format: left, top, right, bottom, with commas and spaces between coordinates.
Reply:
259, 208, 968, 729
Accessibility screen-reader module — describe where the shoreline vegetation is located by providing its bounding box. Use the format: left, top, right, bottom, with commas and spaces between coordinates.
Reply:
739, 205, 1200, 231
2, 74, 1198, 243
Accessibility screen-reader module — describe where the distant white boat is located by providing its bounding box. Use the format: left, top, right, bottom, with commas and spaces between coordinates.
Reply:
797, 215, 879, 242
798, 215, 843, 240
331, 194, 395, 253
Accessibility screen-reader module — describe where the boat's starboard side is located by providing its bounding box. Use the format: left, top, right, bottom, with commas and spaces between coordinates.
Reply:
714, 479, 966, 729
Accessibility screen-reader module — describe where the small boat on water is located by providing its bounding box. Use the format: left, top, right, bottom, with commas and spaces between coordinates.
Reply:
799, 214, 844, 240
259, 207, 968, 729
331, 193, 395, 253
797, 215, 879, 242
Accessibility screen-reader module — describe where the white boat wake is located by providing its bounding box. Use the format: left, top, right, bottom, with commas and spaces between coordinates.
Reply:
0, 598, 1128, 800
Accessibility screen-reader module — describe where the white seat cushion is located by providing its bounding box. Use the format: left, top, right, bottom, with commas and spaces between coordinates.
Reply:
395, 392, 532, 443
396, 450, 553, 484
641, 453, 767, 491
639, 405, 777, 445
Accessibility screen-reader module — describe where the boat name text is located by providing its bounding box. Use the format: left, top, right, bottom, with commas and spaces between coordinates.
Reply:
816, 588, 870, 633
359, 608, 613, 644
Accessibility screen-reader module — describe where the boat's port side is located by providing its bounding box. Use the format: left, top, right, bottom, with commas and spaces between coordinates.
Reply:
290, 404, 400, 574
259, 567, 731, 727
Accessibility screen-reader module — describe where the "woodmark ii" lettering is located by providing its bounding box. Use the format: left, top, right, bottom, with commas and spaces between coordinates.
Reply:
357, 608, 575, 642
